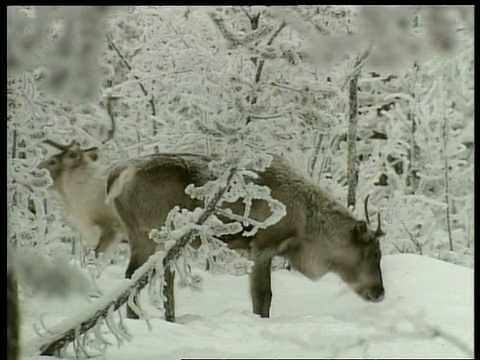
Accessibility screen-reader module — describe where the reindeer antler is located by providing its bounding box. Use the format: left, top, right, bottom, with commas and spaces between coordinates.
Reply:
364, 195, 371, 225
375, 212, 385, 237
365, 195, 385, 237
43, 139, 68, 151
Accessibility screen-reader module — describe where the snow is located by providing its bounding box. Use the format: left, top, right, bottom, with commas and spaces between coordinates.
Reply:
21, 253, 473, 359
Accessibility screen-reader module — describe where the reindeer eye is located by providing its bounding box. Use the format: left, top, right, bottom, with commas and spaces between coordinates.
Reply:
68, 152, 78, 159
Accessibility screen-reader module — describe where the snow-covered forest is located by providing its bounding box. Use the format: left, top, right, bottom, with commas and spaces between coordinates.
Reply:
7, 6, 473, 360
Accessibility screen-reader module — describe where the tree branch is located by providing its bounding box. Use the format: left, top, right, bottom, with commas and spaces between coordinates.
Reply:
32, 166, 238, 356
247, 22, 286, 125
106, 34, 156, 117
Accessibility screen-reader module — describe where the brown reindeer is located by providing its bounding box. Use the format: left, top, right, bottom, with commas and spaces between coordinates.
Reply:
39, 139, 127, 257
106, 153, 386, 318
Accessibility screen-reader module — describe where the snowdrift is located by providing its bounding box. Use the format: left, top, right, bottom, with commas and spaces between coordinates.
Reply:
22, 254, 473, 359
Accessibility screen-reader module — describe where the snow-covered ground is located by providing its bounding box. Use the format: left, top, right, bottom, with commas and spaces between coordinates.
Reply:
21, 254, 473, 359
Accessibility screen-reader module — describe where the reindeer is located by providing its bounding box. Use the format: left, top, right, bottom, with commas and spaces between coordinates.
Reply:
106, 153, 386, 318
39, 138, 127, 257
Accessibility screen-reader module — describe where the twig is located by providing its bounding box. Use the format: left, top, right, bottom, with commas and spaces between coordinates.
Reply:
254, 22, 286, 84
394, 210, 423, 255
239, 6, 253, 22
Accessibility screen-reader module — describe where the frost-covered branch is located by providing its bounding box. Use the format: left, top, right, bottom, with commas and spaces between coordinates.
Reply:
161, 166, 238, 263
209, 11, 274, 49
155, 165, 240, 321
329, 315, 473, 359
27, 164, 240, 355
253, 22, 286, 84
31, 255, 156, 356
249, 44, 309, 64
106, 33, 156, 117
394, 211, 423, 255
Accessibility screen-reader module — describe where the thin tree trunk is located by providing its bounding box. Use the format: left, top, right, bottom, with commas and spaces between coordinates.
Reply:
408, 61, 421, 194
245, 14, 285, 125
408, 112, 421, 193
152, 122, 159, 153
443, 103, 453, 251
10, 127, 18, 210
346, 56, 364, 210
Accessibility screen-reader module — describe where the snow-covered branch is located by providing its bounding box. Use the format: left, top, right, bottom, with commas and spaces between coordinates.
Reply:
27, 163, 243, 356
209, 11, 274, 49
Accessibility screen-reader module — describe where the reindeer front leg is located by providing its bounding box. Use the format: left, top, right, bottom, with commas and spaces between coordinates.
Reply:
94, 223, 117, 258
249, 247, 273, 318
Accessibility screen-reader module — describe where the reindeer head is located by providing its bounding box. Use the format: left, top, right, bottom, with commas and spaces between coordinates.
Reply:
38, 96, 116, 181
38, 140, 100, 181
333, 195, 386, 303
39, 107, 115, 182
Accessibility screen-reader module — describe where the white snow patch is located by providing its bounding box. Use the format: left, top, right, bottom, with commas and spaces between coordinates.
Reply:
20, 254, 473, 359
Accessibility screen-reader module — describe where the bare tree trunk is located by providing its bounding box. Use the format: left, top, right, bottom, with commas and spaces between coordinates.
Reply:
443, 105, 453, 251
407, 61, 421, 194
152, 115, 159, 154
10, 127, 18, 210
408, 113, 421, 193
346, 56, 364, 210
408, 15, 421, 194
244, 10, 285, 125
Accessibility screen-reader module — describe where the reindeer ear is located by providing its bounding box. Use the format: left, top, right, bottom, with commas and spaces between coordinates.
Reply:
352, 220, 372, 244
355, 221, 367, 235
